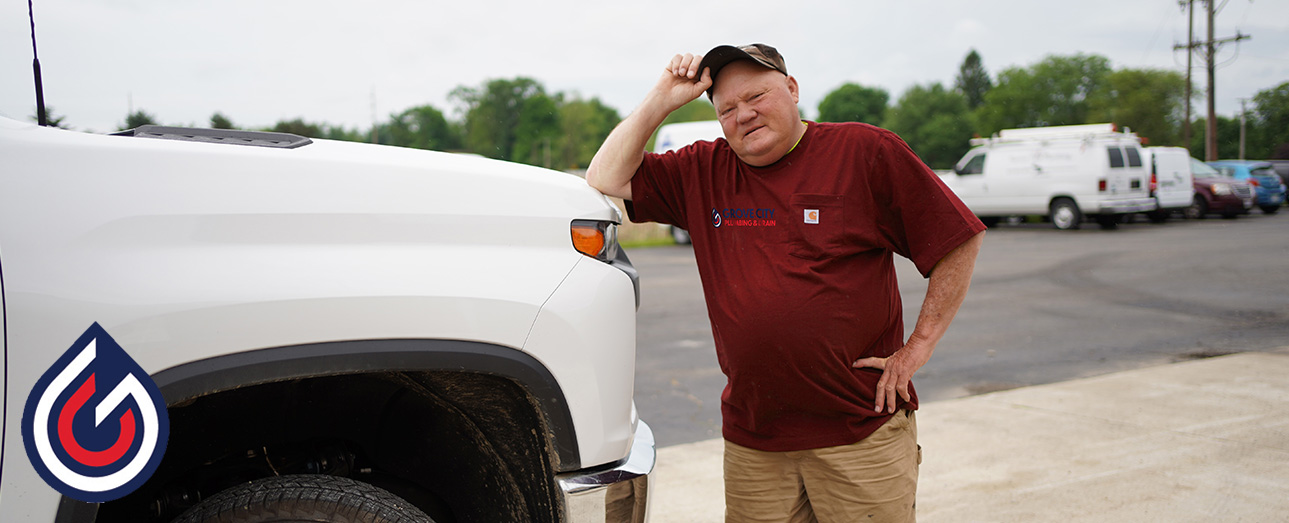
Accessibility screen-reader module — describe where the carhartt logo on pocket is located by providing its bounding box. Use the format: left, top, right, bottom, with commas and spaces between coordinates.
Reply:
804, 209, 819, 224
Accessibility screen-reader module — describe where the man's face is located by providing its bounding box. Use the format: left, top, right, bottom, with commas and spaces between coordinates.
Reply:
711, 60, 803, 167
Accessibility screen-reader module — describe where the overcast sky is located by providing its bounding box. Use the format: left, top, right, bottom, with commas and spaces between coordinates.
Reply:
2, 0, 1286, 134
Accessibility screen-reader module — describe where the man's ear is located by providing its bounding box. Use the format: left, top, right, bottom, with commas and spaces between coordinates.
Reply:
786, 75, 800, 103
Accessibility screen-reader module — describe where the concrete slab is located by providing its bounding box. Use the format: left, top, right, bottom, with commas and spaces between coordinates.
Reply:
648, 351, 1289, 522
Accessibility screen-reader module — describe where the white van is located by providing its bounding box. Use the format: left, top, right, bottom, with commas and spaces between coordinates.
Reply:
940, 123, 1157, 230
652, 120, 724, 244
1142, 146, 1196, 222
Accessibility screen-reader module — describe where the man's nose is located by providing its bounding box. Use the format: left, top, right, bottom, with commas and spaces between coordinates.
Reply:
736, 103, 757, 124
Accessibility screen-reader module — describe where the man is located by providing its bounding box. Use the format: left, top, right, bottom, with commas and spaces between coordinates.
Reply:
587, 44, 985, 522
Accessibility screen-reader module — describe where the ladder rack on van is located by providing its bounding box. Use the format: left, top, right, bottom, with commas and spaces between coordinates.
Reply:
969, 123, 1137, 147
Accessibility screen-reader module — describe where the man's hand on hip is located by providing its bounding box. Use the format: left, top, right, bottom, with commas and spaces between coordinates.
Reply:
852, 339, 933, 414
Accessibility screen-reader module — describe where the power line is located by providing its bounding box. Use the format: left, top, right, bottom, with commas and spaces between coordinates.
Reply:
1173, 0, 1250, 160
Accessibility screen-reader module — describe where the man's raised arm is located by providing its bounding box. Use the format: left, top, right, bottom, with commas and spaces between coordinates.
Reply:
586, 53, 713, 200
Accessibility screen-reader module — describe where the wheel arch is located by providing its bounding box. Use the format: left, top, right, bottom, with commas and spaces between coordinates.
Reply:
58, 339, 579, 523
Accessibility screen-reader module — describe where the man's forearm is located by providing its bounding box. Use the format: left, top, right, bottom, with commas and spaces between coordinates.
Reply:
906, 230, 985, 354
585, 94, 673, 200
587, 54, 713, 200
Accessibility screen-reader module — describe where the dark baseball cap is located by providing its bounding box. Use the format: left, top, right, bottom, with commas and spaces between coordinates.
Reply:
697, 44, 789, 98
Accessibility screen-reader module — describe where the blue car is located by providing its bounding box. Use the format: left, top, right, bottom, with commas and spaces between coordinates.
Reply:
1207, 160, 1285, 214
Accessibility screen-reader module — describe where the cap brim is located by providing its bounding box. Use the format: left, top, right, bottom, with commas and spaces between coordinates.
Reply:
698, 45, 781, 98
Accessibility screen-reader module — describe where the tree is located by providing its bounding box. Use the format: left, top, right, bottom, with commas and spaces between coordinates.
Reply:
974, 54, 1112, 134
646, 99, 717, 151
1188, 116, 1241, 159
511, 91, 561, 167
210, 112, 235, 129
954, 49, 992, 110
379, 104, 462, 151
555, 96, 620, 169
817, 83, 888, 124
883, 83, 973, 169
450, 77, 559, 164
267, 118, 325, 138
121, 109, 158, 130
1252, 82, 1289, 159
31, 106, 71, 129
1087, 68, 1186, 146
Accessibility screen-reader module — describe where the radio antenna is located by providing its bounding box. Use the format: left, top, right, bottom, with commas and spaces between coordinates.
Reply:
28, 0, 49, 126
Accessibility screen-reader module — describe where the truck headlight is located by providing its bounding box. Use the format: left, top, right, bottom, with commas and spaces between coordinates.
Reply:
570, 220, 620, 262
1210, 183, 1232, 196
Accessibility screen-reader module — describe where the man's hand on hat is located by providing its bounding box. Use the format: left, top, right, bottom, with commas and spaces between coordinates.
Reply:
650, 53, 713, 112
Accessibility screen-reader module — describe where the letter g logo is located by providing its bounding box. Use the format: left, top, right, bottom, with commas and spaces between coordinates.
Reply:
22, 323, 169, 502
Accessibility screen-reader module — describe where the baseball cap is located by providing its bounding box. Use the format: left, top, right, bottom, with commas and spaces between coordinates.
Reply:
697, 44, 789, 98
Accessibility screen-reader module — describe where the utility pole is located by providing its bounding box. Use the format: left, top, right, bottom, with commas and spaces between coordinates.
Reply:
1175, 0, 1250, 160
1238, 98, 1248, 160
1178, 0, 1194, 149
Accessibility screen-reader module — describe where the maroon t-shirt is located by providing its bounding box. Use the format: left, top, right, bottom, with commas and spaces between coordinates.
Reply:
627, 121, 984, 452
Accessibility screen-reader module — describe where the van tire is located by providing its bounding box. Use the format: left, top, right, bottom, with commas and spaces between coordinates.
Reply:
172, 475, 435, 523
1186, 196, 1208, 219
1049, 199, 1081, 230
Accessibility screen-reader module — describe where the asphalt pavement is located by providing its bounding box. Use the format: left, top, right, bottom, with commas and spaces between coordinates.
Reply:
648, 348, 1289, 522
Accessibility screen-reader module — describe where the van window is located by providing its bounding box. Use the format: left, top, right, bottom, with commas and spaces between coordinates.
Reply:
959, 153, 986, 175
1107, 147, 1125, 168
1125, 147, 1142, 168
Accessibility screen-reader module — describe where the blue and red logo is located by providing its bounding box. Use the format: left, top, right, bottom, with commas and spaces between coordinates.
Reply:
21, 323, 169, 502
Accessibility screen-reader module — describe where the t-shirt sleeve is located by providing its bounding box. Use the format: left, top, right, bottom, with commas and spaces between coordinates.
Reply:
625, 149, 693, 229
871, 132, 985, 278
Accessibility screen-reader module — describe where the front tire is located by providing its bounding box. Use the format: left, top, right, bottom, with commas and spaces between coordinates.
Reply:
1185, 196, 1208, 220
1261, 204, 1280, 215
173, 475, 434, 523
1050, 198, 1081, 230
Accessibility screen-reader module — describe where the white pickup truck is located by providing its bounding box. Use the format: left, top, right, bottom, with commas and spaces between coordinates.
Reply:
939, 123, 1156, 230
0, 117, 653, 523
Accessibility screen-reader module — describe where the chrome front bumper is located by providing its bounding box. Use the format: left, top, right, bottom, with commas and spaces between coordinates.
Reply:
1098, 197, 1157, 214
558, 420, 655, 523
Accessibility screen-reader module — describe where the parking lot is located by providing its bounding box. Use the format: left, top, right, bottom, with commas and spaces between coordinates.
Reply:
628, 211, 1289, 448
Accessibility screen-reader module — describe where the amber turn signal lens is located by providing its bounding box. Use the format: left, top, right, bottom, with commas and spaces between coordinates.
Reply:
571, 223, 607, 258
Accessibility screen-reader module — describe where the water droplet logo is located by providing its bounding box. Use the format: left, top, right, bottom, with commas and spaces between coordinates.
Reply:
22, 323, 170, 502
712, 208, 723, 228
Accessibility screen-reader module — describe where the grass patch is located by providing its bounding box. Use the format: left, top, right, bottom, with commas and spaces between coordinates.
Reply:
622, 237, 678, 250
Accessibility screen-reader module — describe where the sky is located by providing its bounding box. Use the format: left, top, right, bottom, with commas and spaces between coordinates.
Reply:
2, 0, 1287, 134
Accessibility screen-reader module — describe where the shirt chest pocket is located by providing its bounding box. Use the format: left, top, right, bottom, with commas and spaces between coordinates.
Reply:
788, 193, 846, 260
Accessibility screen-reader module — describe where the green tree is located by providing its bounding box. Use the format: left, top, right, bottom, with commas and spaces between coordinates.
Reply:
121, 109, 158, 130
267, 118, 325, 138
975, 54, 1112, 134
210, 112, 235, 129
1088, 68, 1186, 146
555, 96, 620, 169
450, 77, 559, 163
646, 99, 718, 151
817, 83, 888, 124
1188, 116, 1241, 159
31, 106, 71, 129
954, 49, 992, 110
883, 83, 973, 169
380, 104, 462, 151
1252, 82, 1289, 159
511, 91, 561, 167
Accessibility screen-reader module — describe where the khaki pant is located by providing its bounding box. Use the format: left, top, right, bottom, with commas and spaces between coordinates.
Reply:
723, 410, 920, 523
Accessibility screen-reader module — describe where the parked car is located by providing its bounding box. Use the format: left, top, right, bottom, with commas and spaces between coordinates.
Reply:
1142, 146, 1196, 222
1264, 159, 1289, 186
1207, 160, 1285, 214
940, 123, 1155, 230
1187, 158, 1255, 219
